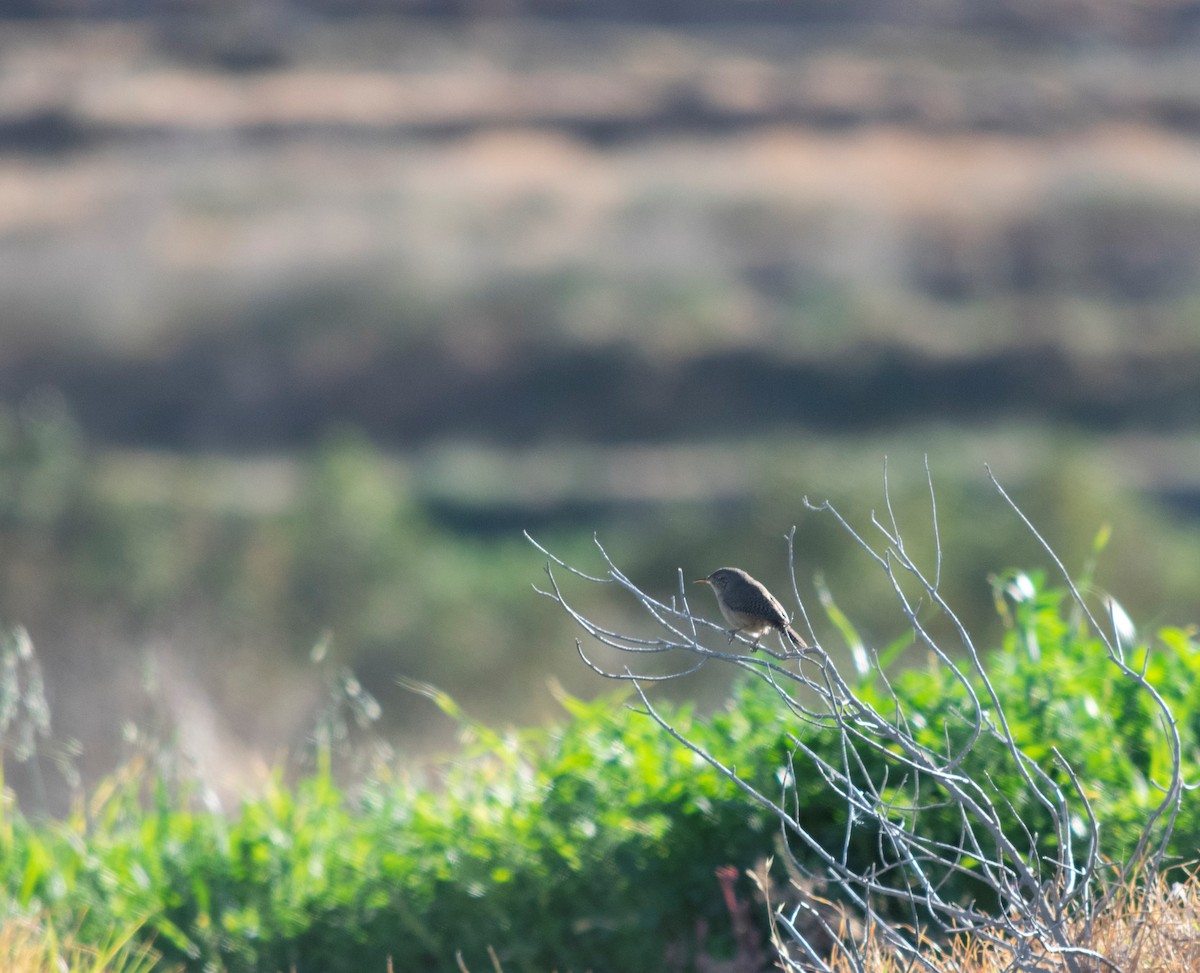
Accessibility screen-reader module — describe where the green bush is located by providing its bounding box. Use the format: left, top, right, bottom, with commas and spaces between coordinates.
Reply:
1, 571, 1198, 971
3, 687, 782, 972
795, 568, 1200, 912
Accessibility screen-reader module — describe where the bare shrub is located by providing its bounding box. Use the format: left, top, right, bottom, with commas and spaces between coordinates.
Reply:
528, 463, 1187, 973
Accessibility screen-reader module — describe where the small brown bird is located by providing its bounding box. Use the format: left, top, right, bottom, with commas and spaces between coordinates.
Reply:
695, 566, 808, 650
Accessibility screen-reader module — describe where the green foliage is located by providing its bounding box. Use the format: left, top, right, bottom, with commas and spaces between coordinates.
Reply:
5, 391, 1200, 772
0, 913, 164, 973
0, 404, 603, 738
799, 567, 1200, 909
1, 684, 783, 972
2, 571, 1197, 971
0, 391, 87, 533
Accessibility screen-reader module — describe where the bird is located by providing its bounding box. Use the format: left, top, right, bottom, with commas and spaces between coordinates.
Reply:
695, 566, 808, 650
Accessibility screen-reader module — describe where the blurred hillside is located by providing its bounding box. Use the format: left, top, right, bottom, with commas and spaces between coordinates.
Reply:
3, 6, 1200, 806
8, 0, 1200, 43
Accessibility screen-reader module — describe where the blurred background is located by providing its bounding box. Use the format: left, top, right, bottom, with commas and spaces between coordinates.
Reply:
4, 0, 1200, 808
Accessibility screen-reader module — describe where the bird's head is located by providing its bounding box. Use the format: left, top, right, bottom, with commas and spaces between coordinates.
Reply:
694, 567, 743, 592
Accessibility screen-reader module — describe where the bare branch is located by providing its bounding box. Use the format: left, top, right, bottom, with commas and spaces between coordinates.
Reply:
528, 466, 1184, 973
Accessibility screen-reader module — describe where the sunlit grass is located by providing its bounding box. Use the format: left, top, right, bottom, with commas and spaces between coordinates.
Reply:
815, 869, 1200, 972
0, 916, 166, 973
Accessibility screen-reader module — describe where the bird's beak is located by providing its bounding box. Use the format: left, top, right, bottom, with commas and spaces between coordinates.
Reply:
693, 578, 709, 585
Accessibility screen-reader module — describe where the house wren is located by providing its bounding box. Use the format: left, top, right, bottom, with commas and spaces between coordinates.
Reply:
695, 567, 807, 650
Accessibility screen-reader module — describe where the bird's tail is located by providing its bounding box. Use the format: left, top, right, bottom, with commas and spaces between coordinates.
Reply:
783, 626, 809, 649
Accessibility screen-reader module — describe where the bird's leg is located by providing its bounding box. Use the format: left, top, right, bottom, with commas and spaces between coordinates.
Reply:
726, 629, 738, 644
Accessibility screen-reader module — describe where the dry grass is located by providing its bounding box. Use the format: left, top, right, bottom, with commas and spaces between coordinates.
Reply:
453, 866, 1200, 973
1073, 868, 1200, 973
804, 868, 1200, 973
0, 915, 166, 973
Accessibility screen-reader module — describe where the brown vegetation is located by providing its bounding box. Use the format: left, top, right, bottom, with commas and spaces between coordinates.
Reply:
806, 869, 1200, 973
